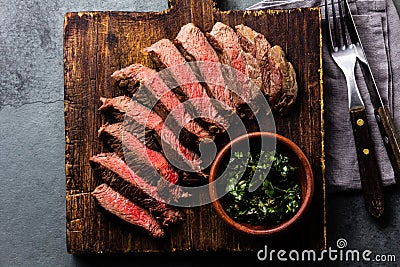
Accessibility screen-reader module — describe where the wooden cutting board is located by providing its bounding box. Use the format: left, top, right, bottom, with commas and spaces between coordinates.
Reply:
64, 0, 325, 254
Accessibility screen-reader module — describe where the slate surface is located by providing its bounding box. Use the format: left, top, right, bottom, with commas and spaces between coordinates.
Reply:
1, 0, 400, 266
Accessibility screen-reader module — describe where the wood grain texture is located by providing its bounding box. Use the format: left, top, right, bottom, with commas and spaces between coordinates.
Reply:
350, 106, 384, 218
64, 0, 325, 254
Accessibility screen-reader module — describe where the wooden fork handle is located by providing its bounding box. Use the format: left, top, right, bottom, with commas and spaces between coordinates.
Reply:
350, 106, 385, 218
374, 106, 400, 182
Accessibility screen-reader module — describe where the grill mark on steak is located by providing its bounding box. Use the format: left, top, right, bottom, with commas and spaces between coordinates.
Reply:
92, 183, 165, 237
99, 96, 202, 172
144, 38, 230, 131
90, 155, 184, 227
111, 64, 214, 143
175, 23, 237, 113
235, 24, 298, 114
98, 122, 189, 201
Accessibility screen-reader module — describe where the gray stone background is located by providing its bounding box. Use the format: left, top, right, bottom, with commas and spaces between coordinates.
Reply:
1, 0, 400, 266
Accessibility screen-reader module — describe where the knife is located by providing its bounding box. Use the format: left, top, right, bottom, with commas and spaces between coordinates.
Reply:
344, 0, 400, 182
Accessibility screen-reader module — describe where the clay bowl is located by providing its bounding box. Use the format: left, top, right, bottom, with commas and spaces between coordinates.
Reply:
209, 132, 314, 236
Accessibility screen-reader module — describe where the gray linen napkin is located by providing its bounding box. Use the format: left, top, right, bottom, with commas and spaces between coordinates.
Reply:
248, 0, 400, 191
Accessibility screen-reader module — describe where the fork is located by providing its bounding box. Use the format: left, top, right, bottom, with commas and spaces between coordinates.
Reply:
325, 0, 384, 218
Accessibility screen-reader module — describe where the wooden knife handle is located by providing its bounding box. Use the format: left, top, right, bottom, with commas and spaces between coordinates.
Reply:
375, 106, 400, 182
350, 106, 384, 218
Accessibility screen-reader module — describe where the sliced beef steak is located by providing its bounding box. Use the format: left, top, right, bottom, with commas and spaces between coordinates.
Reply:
98, 95, 132, 122
90, 154, 184, 226
267, 45, 298, 114
111, 69, 139, 95
111, 63, 213, 142
235, 24, 298, 114
208, 22, 248, 75
175, 23, 237, 113
99, 96, 202, 172
99, 96, 161, 151
92, 183, 165, 237
98, 122, 189, 201
235, 24, 271, 95
144, 39, 230, 130
206, 22, 262, 116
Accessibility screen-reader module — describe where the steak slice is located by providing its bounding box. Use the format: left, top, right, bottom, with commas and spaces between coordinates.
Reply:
144, 39, 230, 130
267, 45, 298, 114
111, 64, 214, 141
208, 22, 248, 76
235, 24, 298, 114
235, 24, 271, 96
90, 154, 184, 226
111, 68, 140, 95
206, 22, 262, 115
99, 96, 161, 151
98, 122, 189, 201
175, 23, 237, 113
92, 183, 165, 238
99, 96, 202, 172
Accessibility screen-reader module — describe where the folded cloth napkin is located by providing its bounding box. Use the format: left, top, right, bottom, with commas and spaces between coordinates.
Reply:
248, 0, 400, 191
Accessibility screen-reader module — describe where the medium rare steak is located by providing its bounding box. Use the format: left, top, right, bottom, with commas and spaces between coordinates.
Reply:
206, 22, 262, 116
111, 68, 139, 95
144, 39, 231, 131
99, 96, 161, 151
98, 122, 189, 201
92, 183, 165, 238
235, 24, 298, 114
235, 24, 271, 95
175, 23, 237, 113
99, 96, 202, 172
90, 154, 184, 226
208, 22, 248, 75
111, 63, 213, 142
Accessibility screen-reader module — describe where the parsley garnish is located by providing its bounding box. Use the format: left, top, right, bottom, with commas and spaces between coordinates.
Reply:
223, 149, 301, 226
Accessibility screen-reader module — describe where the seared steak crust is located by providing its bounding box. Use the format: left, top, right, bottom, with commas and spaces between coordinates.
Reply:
268, 45, 298, 114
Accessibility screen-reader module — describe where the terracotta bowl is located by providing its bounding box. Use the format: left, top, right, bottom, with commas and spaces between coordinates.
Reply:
209, 132, 314, 236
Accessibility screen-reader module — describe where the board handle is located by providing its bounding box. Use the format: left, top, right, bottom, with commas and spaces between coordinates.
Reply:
168, 0, 217, 9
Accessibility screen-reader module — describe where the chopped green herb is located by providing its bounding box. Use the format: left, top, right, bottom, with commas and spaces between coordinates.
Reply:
222, 149, 301, 226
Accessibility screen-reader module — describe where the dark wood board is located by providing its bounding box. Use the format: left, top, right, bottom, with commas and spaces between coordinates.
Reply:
64, 0, 325, 254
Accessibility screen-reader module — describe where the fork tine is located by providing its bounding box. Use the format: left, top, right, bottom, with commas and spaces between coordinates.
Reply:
331, 0, 341, 47
325, 0, 334, 51
338, 0, 348, 46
